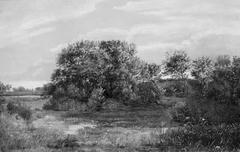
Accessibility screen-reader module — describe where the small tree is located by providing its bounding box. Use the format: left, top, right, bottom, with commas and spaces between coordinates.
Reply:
207, 55, 240, 105
163, 50, 190, 79
191, 56, 214, 98
163, 50, 191, 96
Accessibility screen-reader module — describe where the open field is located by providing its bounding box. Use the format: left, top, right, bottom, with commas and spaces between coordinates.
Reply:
2, 95, 240, 151
1, 91, 42, 96
1, 96, 184, 151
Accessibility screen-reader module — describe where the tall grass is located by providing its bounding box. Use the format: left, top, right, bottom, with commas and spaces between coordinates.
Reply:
156, 123, 240, 151
0, 112, 69, 151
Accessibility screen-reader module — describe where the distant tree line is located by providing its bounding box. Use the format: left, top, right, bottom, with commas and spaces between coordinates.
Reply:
0, 82, 43, 96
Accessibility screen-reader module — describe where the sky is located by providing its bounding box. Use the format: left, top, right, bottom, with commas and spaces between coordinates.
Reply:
0, 0, 240, 89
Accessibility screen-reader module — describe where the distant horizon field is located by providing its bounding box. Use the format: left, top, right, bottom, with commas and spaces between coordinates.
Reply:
0, 92, 42, 97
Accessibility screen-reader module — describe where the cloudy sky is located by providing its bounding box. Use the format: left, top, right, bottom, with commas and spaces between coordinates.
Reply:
0, 0, 240, 88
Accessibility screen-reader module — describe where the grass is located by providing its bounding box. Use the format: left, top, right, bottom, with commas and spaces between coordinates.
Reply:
60, 104, 181, 151
63, 106, 177, 128
2, 96, 240, 151
2, 91, 42, 96
0, 112, 63, 151
155, 123, 240, 151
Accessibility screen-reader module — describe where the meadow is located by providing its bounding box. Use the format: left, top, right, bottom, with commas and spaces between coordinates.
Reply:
0, 96, 188, 152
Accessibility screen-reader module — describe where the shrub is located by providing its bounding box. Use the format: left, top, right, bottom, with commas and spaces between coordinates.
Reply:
171, 99, 240, 126
0, 96, 5, 113
157, 123, 240, 151
0, 96, 5, 104
136, 81, 162, 105
42, 99, 58, 110
6, 101, 32, 121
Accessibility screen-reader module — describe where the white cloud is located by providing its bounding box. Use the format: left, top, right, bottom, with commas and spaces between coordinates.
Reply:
114, 0, 240, 14
50, 27, 128, 54
50, 43, 69, 54
78, 28, 128, 40
138, 43, 187, 52
49, 21, 240, 63
20, 18, 53, 30
0, 0, 105, 48
32, 68, 43, 77
114, 0, 162, 11
33, 58, 54, 67
0, 27, 56, 48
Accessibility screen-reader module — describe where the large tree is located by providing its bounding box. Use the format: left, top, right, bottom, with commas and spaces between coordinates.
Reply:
51, 40, 140, 105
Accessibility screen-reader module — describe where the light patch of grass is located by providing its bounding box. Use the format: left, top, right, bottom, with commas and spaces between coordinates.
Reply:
63, 106, 175, 128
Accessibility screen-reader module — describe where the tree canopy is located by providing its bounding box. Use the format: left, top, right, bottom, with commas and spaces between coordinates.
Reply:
48, 40, 161, 108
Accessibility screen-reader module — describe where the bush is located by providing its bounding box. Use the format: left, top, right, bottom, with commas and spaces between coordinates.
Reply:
171, 99, 240, 125
0, 96, 5, 113
157, 123, 240, 151
42, 99, 58, 110
6, 101, 32, 121
136, 81, 162, 105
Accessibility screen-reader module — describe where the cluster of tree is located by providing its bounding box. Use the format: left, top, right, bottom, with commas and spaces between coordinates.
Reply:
163, 50, 240, 106
0, 82, 11, 93
43, 40, 162, 110
43, 39, 240, 110
0, 82, 44, 96
191, 55, 240, 105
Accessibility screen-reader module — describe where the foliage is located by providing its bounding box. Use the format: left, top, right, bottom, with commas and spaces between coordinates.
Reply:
51, 40, 136, 101
42, 99, 57, 110
0, 81, 11, 92
163, 50, 190, 79
6, 101, 32, 121
157, 123, 240, 151
48, 40, 162, 109
171, 99, 240, 126
206, 56, 240, 105
162, 50, 190, 97
191, 56, 214, 98
136, 81, 162, 105
88, 87, 105, 110
190, 55, 240, 106
161, 79, 189, 97
42, 83, 57, 98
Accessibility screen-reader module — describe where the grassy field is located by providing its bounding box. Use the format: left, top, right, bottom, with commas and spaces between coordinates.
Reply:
1, 96, 186, 151
3, 96, 240, 151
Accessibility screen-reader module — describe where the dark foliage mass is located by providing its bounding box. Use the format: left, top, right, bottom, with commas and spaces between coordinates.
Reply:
6, 101, 32, 121
43, 40, 161, 110
157, 123, 240, 151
